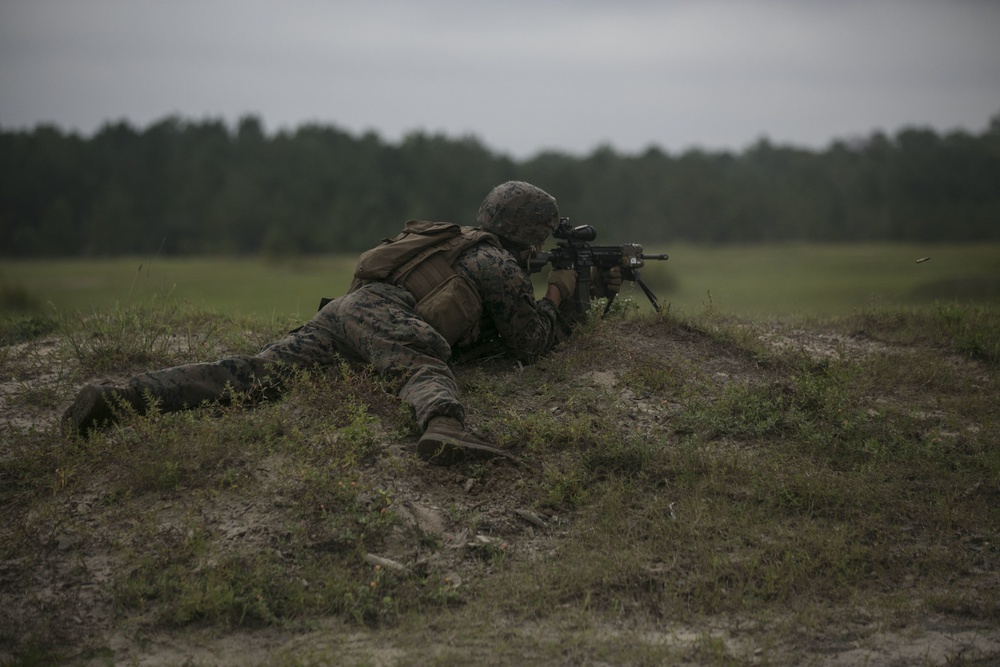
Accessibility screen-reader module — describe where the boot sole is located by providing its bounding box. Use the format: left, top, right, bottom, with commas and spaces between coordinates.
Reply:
416, 434, 517, 466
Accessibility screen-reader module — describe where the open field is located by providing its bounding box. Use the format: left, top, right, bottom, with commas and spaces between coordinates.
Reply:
1, 246, 999, 665
4, 244, 999, 322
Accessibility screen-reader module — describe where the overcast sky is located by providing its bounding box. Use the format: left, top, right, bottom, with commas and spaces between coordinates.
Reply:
1, 0, 998, 158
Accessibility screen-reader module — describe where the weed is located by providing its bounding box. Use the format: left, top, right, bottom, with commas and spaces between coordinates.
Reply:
536, 453, 591, 508
582, 435, 656, 478
0, 313, 59, 346
4, 297, 1000, 664
847, 302, 1000, 367
597, 295, 641, 319
623, 360, 693, 395
59, 299, 207, 374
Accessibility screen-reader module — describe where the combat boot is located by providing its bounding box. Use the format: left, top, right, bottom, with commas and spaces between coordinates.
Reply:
417, 416, 516, 466
61, 384, 142, 437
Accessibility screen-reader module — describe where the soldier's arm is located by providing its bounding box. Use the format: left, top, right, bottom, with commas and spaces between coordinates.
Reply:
456, 246, 561, 361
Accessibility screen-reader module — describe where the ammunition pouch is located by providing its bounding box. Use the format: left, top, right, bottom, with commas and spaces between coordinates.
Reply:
347, 220, 498, 347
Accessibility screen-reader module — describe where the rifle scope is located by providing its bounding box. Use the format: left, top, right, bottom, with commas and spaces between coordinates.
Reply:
553, 218, 597, 242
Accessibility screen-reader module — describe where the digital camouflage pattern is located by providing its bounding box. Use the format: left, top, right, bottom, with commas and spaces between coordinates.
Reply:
476, 181, 560, 247
452, 241, 562, 361
104, 241, 563, 431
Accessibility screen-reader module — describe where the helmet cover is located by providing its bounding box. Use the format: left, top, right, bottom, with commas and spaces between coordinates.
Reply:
476, 181, 559, 247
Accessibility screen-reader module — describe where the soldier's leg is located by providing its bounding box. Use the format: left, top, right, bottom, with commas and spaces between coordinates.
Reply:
64, 309, 348, 435
127, 312, 352, 412
62, 356, 283, 436
124, 356, 284, 412
321, 284, 464, 429
322, 285, 512, 465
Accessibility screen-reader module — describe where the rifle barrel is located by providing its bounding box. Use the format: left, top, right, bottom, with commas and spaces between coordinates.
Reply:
641, 253, 669, 261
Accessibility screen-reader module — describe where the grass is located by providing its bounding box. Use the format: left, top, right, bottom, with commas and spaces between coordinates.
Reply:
642, 242, 1000, 318
3, 243, 999, 321
1, 270, 999, 664
2, 255, 358, 322
452, 302, 999, 657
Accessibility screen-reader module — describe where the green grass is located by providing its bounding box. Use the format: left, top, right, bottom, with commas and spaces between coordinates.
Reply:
2, 264, 999, 665
1, 255, 358, 321
642, 242, 1000, 318
3, 243, 999, 321
465, 306, 1000, 631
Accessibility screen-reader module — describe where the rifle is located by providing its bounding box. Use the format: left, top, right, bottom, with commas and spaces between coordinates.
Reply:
528, 218, 669, 317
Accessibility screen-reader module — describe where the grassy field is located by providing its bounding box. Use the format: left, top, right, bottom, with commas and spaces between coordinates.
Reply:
1, 244, 999, 665
3, 243, 999, 322
1, 296, 998, 665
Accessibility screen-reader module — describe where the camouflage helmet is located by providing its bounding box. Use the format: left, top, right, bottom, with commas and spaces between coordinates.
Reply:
476, 181, 559, 247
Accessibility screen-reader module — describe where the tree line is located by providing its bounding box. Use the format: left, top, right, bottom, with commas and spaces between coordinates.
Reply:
2, 113, 999, 257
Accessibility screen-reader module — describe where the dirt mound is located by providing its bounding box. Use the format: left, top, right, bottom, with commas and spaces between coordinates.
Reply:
2, 314, 998, 665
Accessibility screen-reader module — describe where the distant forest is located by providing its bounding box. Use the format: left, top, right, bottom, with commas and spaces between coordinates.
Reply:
3, 113, 999, 257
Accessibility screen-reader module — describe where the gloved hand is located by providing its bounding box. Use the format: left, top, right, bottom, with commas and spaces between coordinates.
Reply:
547, 269, 577, 301
590, 266, 622, 298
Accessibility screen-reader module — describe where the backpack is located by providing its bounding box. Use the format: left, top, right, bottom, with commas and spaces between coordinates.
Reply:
347, 220, 500, 346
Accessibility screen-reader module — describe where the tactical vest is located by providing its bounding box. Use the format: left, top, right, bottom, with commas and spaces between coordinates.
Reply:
348, 220, 500, 346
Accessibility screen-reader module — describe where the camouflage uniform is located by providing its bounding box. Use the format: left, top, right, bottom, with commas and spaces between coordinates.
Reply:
65, 181, 572, 466
115, 239, 561, 430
